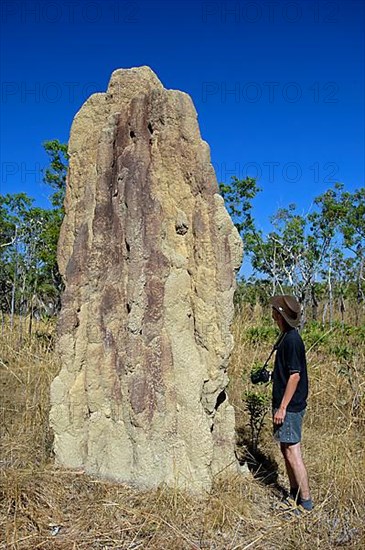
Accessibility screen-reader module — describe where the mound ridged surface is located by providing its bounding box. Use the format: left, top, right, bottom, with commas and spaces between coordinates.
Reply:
50, 66, 242, 492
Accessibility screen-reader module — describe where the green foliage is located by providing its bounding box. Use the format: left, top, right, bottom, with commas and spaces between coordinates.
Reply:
301, 321, 365, 364
220, 175, 364, 322
219, 176, 261, 254
301, 321, 332, 350
332, 344, 354, 363
244, 390, 270, 451
244, 324, 278, 344
340, 188, 365, 251
340, 324, 365, 347
0, 140, 68, 323
234, 278, 272, 308
42, 139, 69, 209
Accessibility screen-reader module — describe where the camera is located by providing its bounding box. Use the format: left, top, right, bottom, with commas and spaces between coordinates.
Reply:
250, 366, 271, 385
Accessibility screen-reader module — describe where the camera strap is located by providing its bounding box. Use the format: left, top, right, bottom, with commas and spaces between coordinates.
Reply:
262, 331, 287, 368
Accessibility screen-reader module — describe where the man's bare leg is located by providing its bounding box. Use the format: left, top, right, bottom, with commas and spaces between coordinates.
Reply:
280, 442, 311, 501
281, 449, 299, 500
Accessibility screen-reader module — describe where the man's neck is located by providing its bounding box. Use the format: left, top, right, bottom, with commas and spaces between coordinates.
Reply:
278, 318, 292, 332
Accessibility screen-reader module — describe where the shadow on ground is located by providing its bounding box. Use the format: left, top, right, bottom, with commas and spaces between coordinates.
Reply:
235, 427, 287, 499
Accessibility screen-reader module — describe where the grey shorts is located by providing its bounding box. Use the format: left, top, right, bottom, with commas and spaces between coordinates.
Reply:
273, 408, 306, 444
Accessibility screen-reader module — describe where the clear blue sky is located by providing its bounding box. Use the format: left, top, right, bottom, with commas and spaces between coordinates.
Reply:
1, 0, 364, 269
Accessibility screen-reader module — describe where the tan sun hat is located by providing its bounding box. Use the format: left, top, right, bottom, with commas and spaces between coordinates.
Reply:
270, 295, 301, 327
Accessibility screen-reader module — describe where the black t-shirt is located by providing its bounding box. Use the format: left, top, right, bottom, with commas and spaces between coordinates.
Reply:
272, 328, 308, 412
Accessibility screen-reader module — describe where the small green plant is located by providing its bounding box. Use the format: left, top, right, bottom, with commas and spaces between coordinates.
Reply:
332, 344, 354, 363
244, 390, 270, 452
342, 324, 365, 349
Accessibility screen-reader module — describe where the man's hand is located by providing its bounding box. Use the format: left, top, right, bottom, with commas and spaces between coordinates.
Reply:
273, 373, 300, 425
274, 406, 287, 425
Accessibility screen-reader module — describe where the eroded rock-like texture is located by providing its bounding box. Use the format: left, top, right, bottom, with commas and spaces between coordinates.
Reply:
50, 66, 243, 492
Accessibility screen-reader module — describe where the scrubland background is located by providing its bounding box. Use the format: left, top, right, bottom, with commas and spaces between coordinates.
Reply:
1, 303, 364, 549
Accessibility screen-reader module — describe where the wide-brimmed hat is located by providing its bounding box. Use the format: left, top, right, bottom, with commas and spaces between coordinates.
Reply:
270, 295, 301, 327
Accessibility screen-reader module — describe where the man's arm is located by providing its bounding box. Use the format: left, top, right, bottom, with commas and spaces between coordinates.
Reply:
273, 373, 300, 425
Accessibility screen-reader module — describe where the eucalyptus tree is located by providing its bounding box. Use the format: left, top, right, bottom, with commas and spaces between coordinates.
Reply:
340, 187, 365, 305
0, 140, 68, 330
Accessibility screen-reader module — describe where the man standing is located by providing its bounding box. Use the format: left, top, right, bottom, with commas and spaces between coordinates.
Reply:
270, 295, 313, 512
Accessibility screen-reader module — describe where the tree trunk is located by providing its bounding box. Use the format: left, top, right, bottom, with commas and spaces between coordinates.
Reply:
328, 255, 333, 326
311, 282, 318, 321
10, 227, 19, 331
340, 295, 345, 325
322, 302, 328, 325
356, 254, 365, 326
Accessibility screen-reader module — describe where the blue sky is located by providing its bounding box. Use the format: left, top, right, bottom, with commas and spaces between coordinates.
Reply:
1, 0, 364, 270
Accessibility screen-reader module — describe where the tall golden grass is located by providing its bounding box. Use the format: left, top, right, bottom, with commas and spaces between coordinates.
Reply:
1, 310, 364, 549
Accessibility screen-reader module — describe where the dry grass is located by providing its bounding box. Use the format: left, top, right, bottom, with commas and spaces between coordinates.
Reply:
1, 311, 365, 549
